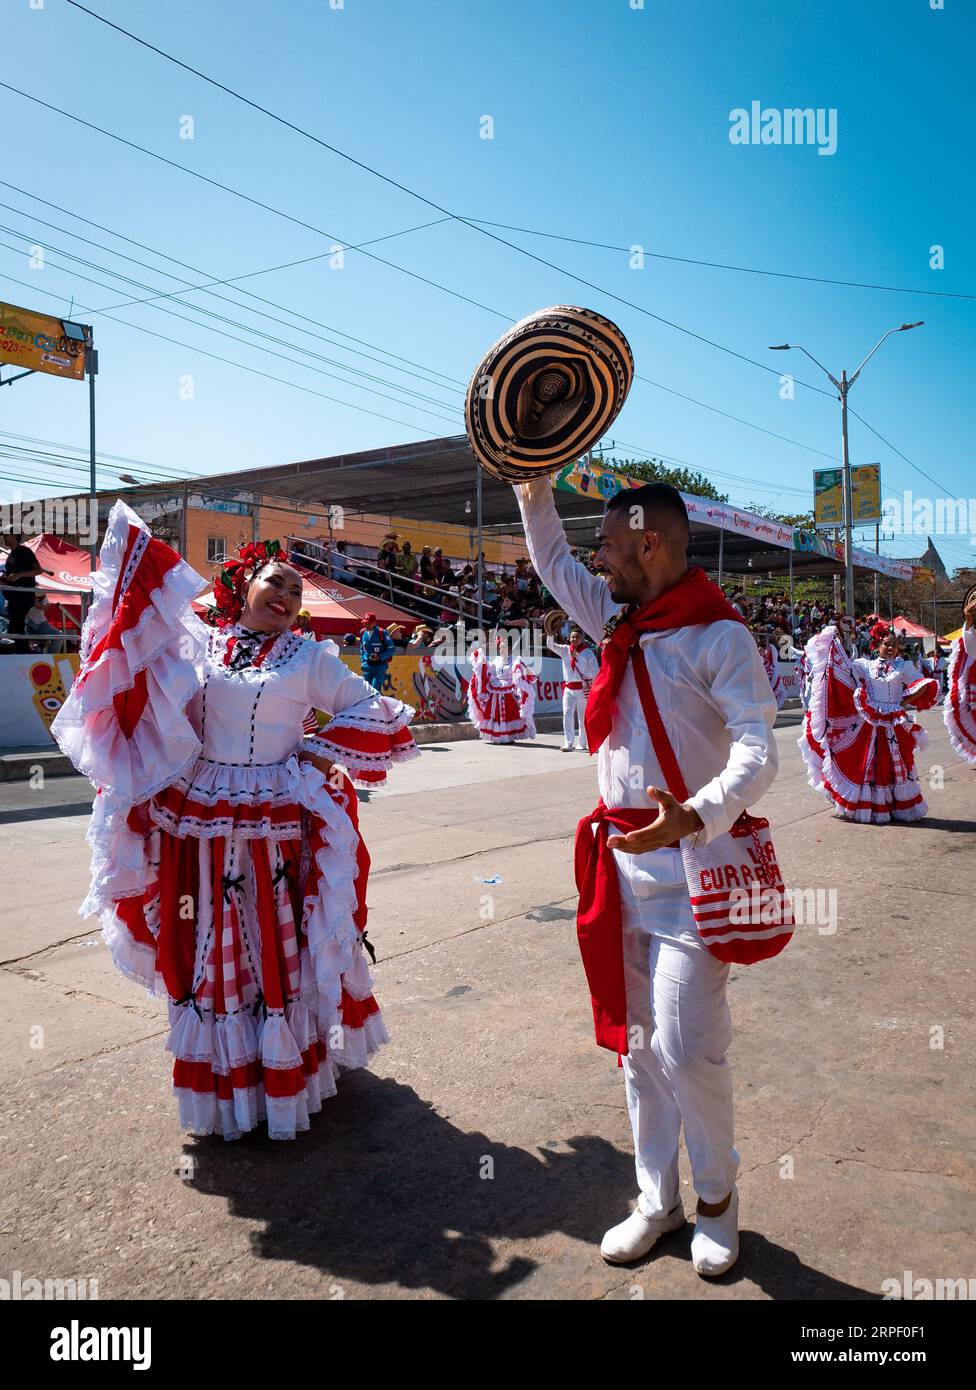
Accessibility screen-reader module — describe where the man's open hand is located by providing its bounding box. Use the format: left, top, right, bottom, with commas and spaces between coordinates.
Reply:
606, 786, 704, 854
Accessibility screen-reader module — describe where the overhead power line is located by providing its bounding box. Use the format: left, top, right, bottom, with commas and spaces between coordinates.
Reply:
0, 185, 852, 480
0, 268, 456, 439
0, 428, 202, 480
0, 82, 512, 323
0, 179, 464, 391
0, 63, 836, 399
15, 9, 963, 520
0, 238, 462, 429
459, 218, 976, 302
848, 407, 960, 499
60, 1, 952, 387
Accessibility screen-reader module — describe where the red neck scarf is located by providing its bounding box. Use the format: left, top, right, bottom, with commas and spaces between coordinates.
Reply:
584, 566, 746, 752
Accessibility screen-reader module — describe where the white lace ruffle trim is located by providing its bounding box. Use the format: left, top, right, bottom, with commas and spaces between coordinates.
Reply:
51, 498, 206, 811
945, 639, 976, 768
307, 694, 420, 784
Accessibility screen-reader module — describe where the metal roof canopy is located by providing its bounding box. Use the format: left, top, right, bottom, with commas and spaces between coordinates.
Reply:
180, 433, 853, 579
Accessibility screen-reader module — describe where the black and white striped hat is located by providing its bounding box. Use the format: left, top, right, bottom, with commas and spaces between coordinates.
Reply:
464, 305, 634, 484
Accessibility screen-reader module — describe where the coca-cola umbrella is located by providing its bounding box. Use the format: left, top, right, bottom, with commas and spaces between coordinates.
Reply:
192, 562, 421, 638
0, 534, 92, 634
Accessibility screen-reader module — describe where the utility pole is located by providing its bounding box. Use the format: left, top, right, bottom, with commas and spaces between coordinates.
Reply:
878, 522, 889, 617
86, 334, 98, 565
770, 322, 923, 619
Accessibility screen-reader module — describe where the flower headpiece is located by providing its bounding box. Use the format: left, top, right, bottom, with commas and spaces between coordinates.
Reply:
209, 538, 290, 628
869, 620, 896, 651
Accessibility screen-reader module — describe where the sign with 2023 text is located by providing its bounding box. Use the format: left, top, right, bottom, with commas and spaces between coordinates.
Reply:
0, 300, 88, 382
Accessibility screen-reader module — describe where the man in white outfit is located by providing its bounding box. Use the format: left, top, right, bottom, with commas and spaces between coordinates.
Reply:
547, 624, 600, 750
515, 477, 778, 1275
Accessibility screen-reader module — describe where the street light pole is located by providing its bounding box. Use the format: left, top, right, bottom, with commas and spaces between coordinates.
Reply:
769, 322, 922, 619
86, 336, 98, 566
839, 368, 854, 617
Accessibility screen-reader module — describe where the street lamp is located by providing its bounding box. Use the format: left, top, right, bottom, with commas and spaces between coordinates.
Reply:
770, 322, 923, 618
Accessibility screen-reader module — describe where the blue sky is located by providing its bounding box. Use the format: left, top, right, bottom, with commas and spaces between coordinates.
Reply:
1, 0, 972, 569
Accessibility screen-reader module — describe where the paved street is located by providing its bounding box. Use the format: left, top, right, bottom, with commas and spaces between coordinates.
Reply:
1, 711, 974, 1301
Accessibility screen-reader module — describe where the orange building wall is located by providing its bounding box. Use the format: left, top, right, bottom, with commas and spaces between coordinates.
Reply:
186, 501, 532, 576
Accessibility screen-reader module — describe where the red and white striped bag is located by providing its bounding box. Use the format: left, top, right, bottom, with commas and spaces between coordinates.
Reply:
629, 650, 793, 965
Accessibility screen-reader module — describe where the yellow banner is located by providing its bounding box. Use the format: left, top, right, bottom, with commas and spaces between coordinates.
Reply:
0, 301, 88, 381
814, 464, 882, 528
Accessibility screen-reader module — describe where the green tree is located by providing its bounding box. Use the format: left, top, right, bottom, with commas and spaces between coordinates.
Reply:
742, 502, 816, 529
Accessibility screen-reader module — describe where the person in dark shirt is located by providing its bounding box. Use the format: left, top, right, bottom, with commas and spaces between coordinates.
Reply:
497, 594, 528, 630
3, 538, 52, 653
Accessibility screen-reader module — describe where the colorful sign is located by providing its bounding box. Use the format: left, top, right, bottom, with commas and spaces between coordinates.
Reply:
554, 458, 909, 580
0, 301, 89, 382
554, 458, 796, 548
814, 464, 882, 528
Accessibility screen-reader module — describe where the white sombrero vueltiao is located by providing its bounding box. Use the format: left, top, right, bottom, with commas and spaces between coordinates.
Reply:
464, 305, 634, 484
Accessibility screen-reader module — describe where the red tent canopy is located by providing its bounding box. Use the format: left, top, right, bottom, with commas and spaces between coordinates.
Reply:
193, 563, 420, 638
1, 534, 92, 603
1, 534, 91, 636
865, 614, 939, 640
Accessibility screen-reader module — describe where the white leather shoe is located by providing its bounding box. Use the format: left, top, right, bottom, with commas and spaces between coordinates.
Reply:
601, 1201, 685, 1264
691, 1187, 739, 1277
560, 743, 574, 752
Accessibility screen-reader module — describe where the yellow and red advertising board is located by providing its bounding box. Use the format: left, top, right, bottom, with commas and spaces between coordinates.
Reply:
0, 300, 88, 381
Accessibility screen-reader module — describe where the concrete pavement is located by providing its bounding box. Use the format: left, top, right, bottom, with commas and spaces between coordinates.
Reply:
1, 710, 973, 1300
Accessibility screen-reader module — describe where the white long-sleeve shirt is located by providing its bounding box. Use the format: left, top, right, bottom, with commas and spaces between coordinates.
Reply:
546, 637, 600, 687
516, 479, 778, 891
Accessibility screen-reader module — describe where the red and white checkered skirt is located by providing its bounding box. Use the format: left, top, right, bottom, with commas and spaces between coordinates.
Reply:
106, 759, 387, 1140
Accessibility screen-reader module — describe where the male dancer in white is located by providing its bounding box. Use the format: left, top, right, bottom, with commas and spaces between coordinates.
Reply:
547, 623, 600, 751
516, 477, 778, 1275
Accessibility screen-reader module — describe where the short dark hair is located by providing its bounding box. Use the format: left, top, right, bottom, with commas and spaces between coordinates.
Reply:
605, 482, 690, 542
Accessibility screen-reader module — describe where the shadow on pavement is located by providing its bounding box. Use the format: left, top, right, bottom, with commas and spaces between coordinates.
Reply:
623, 1226, 877, 1300
185, 1071, 636, 1299
911, 817, 976, 834
184, 1072, 873, 1300
0, 801, 94, 824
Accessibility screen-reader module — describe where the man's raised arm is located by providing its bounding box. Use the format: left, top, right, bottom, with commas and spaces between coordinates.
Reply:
515, 478, 619, 644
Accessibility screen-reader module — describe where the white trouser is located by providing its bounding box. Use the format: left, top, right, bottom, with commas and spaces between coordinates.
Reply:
619, 877, 739, 1213
562, 687, 587, 747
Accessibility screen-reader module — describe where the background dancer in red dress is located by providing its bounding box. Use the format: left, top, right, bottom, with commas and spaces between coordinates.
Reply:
800, 621, 938, 823
466, 639, 538, 744
945, 590, 976, 768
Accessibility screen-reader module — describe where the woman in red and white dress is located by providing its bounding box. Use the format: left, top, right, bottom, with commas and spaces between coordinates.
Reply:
944, 590, 976, 768
758, 635, 787, 711
799, 621, 938, 823
465, 639, 537, 744
53, 503, 418, 1141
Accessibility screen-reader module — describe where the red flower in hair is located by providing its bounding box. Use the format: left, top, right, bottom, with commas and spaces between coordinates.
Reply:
206, 539, 289, 628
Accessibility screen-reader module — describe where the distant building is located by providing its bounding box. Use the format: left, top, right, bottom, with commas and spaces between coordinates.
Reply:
903, 536, 948, 581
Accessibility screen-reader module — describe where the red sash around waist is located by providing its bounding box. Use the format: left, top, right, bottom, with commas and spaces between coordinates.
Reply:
573, 799, 680, 1055
563, 680, 583, 691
